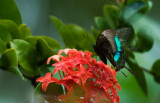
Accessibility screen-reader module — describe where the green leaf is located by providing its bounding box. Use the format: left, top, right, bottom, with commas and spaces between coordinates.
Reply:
124, 1, 149, 21
136, 29, 153, 52
91, 26, 100, 39
126, 58, 147, 95
0, 48, 24, 79
34, 83, 64, 103
26, 36, 61, 49
0, 0, 22, 25
0, 48, 18, 67
39, 65, 50, 77
19, 24, 31, 39
0, 39, 7, 55
11, 39, 39, 77
0, 20, 21, 39
0, 24, 12, 44
36, 38, 56, 59
103, 5, 120, 29
50, 16, 75, 48
94, 17, 109, 31
40, 36, 62, 49
67, 24, 95, 51
25, 36, 40, 48
151, 59, 160, 84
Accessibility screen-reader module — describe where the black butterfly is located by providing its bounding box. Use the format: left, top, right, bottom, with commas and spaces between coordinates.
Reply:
92, 27, 134, 76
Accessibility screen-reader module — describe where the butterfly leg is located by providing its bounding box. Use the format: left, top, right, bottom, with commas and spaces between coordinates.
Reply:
106, 53, 117, 67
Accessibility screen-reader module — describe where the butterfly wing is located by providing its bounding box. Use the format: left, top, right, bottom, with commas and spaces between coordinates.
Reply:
116, 27, 132, 48
97, 29, 117, 53
115, 27, 132, 68
95, 29, 117, 66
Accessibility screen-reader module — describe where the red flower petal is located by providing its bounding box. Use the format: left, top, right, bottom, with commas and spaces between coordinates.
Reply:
36, 72, 59, 92
116, 83, 121, 91
58, 48, 77, 55
45, 72, 51, 78
50, 77, 59, 82
47, 55, 63, 64
58, 48, 70, 55
36, 77, 45, 82
42, 82, 49, 92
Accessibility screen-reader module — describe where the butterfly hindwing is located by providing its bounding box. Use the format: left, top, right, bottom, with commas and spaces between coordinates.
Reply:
116, 27, 132, 48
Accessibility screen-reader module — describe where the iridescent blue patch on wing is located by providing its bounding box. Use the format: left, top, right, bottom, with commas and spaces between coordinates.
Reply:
115, 36, 121, 51
114, 51, 121, 62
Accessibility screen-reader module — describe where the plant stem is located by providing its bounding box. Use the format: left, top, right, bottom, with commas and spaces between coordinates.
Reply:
58, 70, 62, 79
140, 66, 154, 75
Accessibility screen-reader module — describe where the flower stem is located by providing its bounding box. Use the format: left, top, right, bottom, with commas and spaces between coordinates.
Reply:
58, 71, 62, 79
63, 72, 65, 77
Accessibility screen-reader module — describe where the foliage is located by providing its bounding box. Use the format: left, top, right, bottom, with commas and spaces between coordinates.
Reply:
0, 0, 61, 80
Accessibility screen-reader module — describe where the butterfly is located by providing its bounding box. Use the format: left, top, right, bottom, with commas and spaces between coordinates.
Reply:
92, 27, 134, 76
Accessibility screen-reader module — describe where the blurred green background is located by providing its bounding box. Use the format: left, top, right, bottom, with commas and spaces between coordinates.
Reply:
0, 0, 160, 103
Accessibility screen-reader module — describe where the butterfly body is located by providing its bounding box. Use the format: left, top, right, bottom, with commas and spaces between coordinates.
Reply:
93, 27, 133, 74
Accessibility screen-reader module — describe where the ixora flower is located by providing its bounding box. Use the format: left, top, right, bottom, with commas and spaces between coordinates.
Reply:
36, 48, 121, 103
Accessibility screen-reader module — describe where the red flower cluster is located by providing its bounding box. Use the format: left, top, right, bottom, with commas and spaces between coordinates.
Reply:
36, 48, 121, 103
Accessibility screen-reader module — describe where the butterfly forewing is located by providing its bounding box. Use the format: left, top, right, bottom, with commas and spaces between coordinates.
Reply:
96, 29, 117, 54
95, 29, 118, 66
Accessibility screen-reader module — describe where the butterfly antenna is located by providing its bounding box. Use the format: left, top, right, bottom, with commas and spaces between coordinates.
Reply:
120, 69, 127, 77
124, 66, 135, 76
116, 68, 127, 77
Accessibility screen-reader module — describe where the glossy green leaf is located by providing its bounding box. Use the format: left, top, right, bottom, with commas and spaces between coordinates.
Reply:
50, 16, 75, 48
151, 59, 160, 84
124, 1, 149, 21
136, 29, 153, 52
0, 48, 18, 67
19, 24, 31, 39
126, 0, 147, 4
11, 39, 39, 77
126, 58, 147, 95
39, 65, 50, 77
103, 5, 120, 29
0, 48, 24, 79
36, 38, 56, 59
91, 26, 100, 39
0, 39, 7, 55
25, 36, 40, 48
34, 83, 63, 103
0, 20, 21, 39
0, 0, 22, 25
40, 36, 62, 49
0, 24, 12, 44
126, 0, 152, 11
94, 17, 109, 31
67, 24, 95, 51
26, 36, 61, 49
